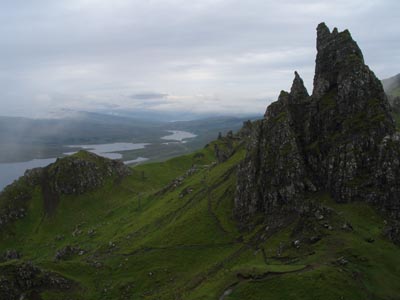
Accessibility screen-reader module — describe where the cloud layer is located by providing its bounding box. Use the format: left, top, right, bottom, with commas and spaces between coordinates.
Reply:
1, 0, 399, 117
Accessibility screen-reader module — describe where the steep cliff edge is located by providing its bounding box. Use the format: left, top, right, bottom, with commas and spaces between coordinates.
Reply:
235, 23, 400, 225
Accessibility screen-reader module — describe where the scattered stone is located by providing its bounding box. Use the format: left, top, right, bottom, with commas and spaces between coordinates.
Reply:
72, 227, 82, 237
55, 234, 65, 241
179, 187, 194, 198
156, 166, 199, 195
55, 245, 84, 261
90, 261, 103, 269
314, 210, 324, 220
336, 257, 348, 266
365, 237, 375, 243
3, 249, 21, 261
341, 222, 353, 231
276, 242, 284, 257
292, 240, 301, 249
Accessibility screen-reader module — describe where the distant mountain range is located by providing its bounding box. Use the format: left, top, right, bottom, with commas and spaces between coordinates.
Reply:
382, 73, 400, 124
0, 112, 259, 163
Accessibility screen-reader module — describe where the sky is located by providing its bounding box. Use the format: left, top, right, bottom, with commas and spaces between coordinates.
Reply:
0, 0, 399, 118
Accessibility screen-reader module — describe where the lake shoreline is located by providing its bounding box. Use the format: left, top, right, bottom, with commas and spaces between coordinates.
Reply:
0, 130, 197, 191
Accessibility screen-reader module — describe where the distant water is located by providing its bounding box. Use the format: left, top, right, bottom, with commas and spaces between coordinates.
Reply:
0, 135, 197, 191
124, 157, 149, 165
161, 130, 197, 142
0, 158, 57, 191
66, 142, 149, 159
0, 142, 150, 191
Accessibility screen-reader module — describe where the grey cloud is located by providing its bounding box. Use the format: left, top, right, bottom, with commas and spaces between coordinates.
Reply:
130, 93, 169, 100
0, 0, 399, 117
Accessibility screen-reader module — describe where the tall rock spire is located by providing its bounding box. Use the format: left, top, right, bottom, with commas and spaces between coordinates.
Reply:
290, 71, 309, 100
311, 23, 394, 141
313, 22, 364, 98
235, 23, 400, 227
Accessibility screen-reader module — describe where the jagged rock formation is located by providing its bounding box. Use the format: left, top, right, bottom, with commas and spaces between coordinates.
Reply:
0, 262, 74, 300
25, 150, 131, 196
235, 23, 400, 225
213, 132, 236, 163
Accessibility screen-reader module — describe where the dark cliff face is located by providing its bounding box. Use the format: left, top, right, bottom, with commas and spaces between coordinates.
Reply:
235, 23, 400, 225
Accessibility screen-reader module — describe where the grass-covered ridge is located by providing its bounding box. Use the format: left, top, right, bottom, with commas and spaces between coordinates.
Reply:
0, 135, 400, 299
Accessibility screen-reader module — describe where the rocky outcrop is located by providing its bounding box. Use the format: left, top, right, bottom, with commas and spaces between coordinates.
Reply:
0, 262, 75, 300
235, 23, 400, 225
25, 150, 131, 196
0, 180, 30, 228
55, 245, 85, 261
3, 249, 21, 261
213, 137, 235, 163
235, 89, 314, 222
0, 151, 132, 221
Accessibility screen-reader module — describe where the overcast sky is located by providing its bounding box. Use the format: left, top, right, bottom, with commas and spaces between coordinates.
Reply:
1, 0, 399, 117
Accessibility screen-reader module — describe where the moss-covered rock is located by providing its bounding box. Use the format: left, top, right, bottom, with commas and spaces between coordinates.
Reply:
235, 23, 400, 233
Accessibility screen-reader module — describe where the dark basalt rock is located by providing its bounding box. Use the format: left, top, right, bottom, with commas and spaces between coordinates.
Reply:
55, 245, 85, 261
38, 151, 131, 214
0, 181, 30, 228
42, 151, 131, 196
235, 23, 400, 229
3, 249, 21, 261
0, 262, 74, 300
22, 150, 131, 197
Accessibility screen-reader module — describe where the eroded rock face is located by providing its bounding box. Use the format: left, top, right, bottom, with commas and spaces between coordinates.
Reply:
0, 151, 132, 222
235, 23, 400, 225
0, 262, 74, 300
41, 151, 131, 196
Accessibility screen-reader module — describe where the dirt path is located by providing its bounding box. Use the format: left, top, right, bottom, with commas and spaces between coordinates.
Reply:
205, 181, 229, 235
219, 264, 315, 300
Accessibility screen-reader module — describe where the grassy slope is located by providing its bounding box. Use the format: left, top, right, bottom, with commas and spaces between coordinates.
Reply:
1, 138, 400, 300
392, 87, 400, 97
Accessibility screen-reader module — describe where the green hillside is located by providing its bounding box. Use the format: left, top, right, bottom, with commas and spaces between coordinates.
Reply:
2, 22, 400, 300
1, 133, 400, 300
